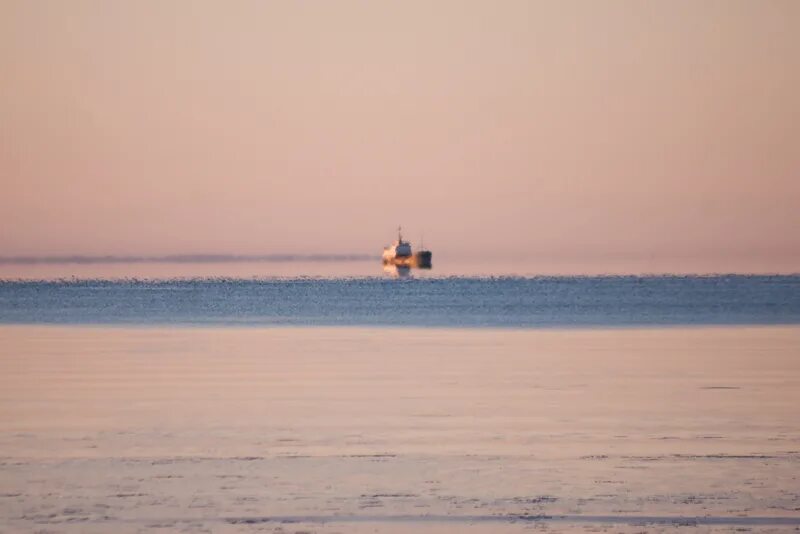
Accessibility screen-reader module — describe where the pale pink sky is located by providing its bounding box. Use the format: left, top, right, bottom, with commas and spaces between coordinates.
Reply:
1, 1, 798, 272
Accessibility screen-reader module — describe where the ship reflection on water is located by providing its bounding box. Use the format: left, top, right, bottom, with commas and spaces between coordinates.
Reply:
382, 264, 412, 278
381, 227, 432, 278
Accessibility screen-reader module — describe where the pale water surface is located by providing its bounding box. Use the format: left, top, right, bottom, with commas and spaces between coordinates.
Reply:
1, 257, 798, 280
1, 325, 799, 532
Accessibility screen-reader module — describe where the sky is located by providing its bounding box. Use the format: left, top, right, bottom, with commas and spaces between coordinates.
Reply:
1, 0, 798, 272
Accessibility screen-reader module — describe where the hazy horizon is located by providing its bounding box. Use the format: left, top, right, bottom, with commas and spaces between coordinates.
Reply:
3, 1, 799, 274
0, 253, 798, 278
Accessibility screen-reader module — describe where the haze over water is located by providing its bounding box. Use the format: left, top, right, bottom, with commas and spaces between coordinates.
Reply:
1, 256, 799, 281
2, 1, 799, 272
3, 0, 800, 532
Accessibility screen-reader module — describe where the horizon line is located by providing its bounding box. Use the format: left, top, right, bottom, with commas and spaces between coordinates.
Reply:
0, 254, 377, 265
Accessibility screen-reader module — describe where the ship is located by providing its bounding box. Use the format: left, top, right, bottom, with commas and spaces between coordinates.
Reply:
382, 227, 432, 269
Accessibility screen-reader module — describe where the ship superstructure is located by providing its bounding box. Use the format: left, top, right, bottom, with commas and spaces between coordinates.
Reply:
382, 227, 432, 269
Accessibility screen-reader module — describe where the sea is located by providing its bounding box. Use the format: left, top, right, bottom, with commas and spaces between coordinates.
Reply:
1, 261, 799, 533
0, 274, 799, 328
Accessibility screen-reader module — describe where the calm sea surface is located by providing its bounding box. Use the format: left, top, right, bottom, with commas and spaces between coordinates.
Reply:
0, 275, 798, 327
2, 266, 800, 532
2, 326, 799, 532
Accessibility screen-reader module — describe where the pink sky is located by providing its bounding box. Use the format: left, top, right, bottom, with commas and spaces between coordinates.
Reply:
1, 1, 798, 272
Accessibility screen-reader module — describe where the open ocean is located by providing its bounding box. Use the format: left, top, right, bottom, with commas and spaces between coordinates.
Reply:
2, 270, 800, 533
1, 275, 799, 327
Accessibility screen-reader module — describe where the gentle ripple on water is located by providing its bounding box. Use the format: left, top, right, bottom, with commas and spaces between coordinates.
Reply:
0, 275, 798, 327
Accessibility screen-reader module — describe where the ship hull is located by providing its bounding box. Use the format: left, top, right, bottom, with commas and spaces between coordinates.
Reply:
382, 251, 432, 269
414, 250, 432, 269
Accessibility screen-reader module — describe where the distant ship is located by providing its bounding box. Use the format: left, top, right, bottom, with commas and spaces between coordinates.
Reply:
382, 227, 432, 269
